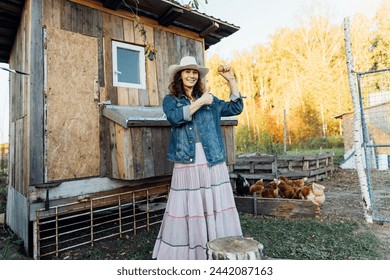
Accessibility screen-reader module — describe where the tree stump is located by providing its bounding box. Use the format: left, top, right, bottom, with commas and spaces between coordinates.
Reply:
207, 236, 264, 260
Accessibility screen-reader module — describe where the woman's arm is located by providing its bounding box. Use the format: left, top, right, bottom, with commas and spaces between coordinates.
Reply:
189, 89, 213, 116
218, 66, 240, 98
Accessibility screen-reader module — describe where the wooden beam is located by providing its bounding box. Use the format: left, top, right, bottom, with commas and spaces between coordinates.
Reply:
103, 0, 122, 10
29, 0, 45, 185
200, 21, 219, 38
158, 7, 184, 27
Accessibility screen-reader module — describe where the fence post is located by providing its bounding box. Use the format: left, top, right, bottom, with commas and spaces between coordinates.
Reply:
343, 17, 373, 223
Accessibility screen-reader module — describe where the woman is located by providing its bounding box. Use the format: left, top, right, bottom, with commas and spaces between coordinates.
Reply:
152, 56, 244, 260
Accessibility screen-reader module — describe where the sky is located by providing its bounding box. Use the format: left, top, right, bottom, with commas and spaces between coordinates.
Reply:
0, 0, 384, 143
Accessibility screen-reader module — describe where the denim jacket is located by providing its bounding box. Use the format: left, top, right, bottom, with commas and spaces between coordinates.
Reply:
163, 92, 244, 166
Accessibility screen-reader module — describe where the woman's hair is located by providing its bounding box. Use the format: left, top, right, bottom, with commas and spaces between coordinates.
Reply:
168, 70, 205, 99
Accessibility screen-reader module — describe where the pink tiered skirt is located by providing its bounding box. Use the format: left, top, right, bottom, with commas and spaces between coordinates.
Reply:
152, 143, 242, 260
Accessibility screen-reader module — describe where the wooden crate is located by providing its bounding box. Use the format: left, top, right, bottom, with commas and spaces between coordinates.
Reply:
230, 153, 334, 185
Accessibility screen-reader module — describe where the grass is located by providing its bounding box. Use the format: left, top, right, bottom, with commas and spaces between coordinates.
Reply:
47, 213, 386, 260
286, 147, 345, 166
240, 214, 384, 260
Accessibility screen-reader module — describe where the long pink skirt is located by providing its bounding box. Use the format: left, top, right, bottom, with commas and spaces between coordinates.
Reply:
152, 143, 242, 260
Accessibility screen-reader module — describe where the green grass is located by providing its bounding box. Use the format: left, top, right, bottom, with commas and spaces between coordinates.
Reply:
286, 147, 345, 166
240, 214, 384, 260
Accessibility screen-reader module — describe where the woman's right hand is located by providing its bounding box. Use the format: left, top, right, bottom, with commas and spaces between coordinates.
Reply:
198, 88, 213, 106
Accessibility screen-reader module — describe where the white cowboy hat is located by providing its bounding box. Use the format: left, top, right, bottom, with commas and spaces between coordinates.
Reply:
168, 56, 209, 82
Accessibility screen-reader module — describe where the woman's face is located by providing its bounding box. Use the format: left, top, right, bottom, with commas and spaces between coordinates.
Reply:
181, 69, 199, 89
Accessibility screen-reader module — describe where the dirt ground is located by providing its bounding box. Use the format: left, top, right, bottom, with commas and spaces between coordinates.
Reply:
1, 167, 390, 259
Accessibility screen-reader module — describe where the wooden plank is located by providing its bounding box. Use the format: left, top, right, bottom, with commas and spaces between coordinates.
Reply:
109, 120, 119, 178
69, 0, 202, 42
128, 88, 140, 105
151, 128, 165, 176
60, 0, 72, 30
30, 0, 45, 185
102, 14, 117, 105
144, 24, 159, 106
130, 127, 144, 179
111, 12, 124, 40
116, 124, 135, 179
123, 18, 135, 42
30, 178, 171, 220
33, 183, 170, 220
117, 87, 130, 105
154, 29, 168, 102
162, 127, 173, 174
140, 128, 154, 178
99, 110, 110, 177
235, 196, 320, 218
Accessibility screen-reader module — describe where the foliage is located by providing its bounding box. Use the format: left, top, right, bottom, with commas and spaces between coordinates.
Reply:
0, 228, 24, 260
206, 1, 389, 148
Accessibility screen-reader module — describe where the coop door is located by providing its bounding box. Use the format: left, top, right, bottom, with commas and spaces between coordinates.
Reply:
45, 28, 100, 181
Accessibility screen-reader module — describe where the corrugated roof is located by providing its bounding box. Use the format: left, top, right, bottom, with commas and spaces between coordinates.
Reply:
0, 0, 240, 63
101, 0, 240, 49
0, 0, 25, 63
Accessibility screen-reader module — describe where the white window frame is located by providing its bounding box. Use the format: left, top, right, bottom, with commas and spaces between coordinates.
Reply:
112, 41, 146, 89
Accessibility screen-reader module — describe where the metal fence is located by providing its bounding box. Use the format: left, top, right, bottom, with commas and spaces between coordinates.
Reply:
358, 68, 390, 222
34, 184, 169, 259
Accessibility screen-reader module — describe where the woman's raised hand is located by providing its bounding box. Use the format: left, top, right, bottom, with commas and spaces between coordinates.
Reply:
198, 87, 213, 105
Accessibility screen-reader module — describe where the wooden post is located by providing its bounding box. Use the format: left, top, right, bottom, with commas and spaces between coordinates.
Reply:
343, 17, 372, 223
207, 236, 264, 260
283, 109, 287, 154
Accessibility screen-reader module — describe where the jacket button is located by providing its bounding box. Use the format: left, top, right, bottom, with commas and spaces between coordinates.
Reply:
190, 158, 193, 162
189, 140, 193, 144
189, 127, 192, 130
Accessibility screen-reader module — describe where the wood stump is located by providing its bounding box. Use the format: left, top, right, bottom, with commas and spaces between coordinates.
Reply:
207, 236, 264, 260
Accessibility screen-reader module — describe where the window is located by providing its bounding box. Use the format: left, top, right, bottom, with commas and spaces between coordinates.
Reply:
112, 41, 146, 89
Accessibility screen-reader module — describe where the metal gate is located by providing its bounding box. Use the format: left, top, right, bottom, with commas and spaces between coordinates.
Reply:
358, 68, 390, 222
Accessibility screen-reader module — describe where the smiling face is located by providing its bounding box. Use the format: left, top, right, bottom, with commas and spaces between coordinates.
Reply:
181, 69, 199, 90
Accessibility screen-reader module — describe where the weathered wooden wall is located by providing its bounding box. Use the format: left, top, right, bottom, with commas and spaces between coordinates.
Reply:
106, 119, 237, 180
8, 0, 36, 256
42, 0, 204, 108
42, 0, 206, 181
9, 0, 31, 196
107, 120, 173, 180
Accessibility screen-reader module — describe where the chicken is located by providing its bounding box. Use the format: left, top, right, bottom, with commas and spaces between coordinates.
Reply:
294, 182, 325, 206
277, 180, 297, 199
249, 179, 264, 194
235, 174, 250, 196
279, 176, 307, 188
261, 180, 279, 198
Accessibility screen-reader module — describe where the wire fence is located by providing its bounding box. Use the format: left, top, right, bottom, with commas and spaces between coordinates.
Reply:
358, 68, 390, 222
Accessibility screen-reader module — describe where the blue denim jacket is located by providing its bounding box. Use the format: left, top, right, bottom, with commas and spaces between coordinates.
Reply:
163, 93, 244, 166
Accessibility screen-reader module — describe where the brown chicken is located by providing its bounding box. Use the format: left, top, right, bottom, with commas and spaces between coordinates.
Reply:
249, 179, 264, 194
279, 176, 307, 188
261, 180, 279, 198
277, 180, 297, 199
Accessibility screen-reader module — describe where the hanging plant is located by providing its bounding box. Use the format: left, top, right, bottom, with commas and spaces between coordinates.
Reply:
123, 1, 158, 61
145, 43, 158, 61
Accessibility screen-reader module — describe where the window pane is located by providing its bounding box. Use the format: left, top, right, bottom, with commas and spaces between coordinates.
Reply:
117, 48, 140, 84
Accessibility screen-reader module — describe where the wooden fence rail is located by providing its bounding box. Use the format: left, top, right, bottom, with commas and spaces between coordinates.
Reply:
229, 153, 334, 183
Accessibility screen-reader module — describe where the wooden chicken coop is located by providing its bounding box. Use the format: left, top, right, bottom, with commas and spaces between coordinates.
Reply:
2, 0, 240, 258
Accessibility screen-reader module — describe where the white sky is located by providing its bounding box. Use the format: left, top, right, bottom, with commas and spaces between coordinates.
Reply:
0, 0, 383, 143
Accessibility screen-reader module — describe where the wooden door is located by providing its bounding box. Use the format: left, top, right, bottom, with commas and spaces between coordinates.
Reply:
45, 27, 100, 181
